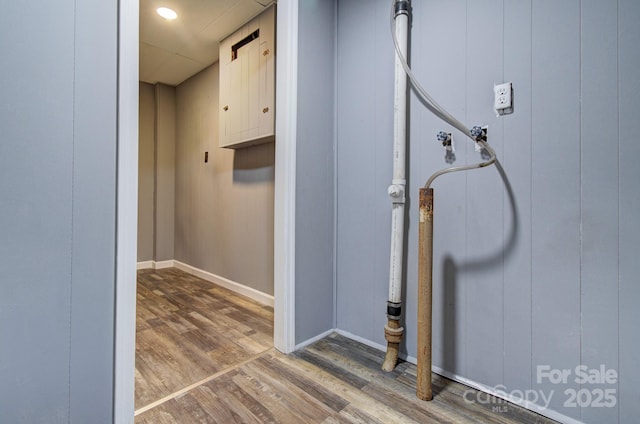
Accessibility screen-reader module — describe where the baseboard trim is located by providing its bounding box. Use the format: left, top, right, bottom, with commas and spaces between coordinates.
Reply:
136, 260, 154, 270
294, 328, 335, 351
334, 330, 581, 424
154, 260, 175, 269
335, 329, 390, 357
135, 260, 274, 307
173, 261, 274, 307
136, 260, 176, 270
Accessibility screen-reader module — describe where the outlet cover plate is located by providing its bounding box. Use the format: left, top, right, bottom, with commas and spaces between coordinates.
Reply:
494, 82, 513, 114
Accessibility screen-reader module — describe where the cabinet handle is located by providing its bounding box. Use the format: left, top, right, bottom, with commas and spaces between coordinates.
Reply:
262, 107, 269, 113
263, 49, 270, 56
223, 105, 229, 111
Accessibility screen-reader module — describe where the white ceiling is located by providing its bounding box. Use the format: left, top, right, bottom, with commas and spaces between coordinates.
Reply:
140, 0, 274, 86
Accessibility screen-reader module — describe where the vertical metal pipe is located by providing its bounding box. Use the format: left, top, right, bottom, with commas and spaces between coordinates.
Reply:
417, 188, 433, 400
383, 0, 411, 372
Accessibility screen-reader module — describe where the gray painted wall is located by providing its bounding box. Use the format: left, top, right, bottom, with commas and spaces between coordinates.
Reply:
138, 83, 155, 261
294, 0, 337, 344
155, 84, 176, 262
335, 1, 639, 423
0, 1, 117, 422
174, 64, 275, 295
137, 83, 177, 263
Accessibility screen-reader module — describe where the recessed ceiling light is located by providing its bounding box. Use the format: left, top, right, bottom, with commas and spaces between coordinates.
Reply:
157, 7, 177, 20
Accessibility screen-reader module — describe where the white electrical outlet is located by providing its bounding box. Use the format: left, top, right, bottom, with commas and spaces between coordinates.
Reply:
494, 82, 512, 113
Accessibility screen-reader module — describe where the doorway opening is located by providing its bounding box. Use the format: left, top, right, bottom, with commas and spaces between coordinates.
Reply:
115, 1, 298, 419
131, 0, 287, 417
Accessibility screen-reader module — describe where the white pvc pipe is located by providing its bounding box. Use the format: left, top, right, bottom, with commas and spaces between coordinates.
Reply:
382, 0, 410, 373
388, 4, 409, 309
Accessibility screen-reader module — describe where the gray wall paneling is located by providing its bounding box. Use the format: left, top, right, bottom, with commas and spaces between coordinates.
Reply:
138, 83, 155, 262
0, 2, 74, 420
464, 0, 505, 389
175, 66, 218, 271
335, 0, 639, 422
531, 1, 582, 418
174, 65, 275, 295
410, 0, 469, 376
155, 84, 176, 262
619, 0, 640, 422
580, 1, 619, 422
336, 0, 393, 344
295, 0, 337, 343
230, 143, 275, 294
137, 83, 176, 264
502, 0, 533, 397
69, 0, 117, 420
0, 1, 117, 422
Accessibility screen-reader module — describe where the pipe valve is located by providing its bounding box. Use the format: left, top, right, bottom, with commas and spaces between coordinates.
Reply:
436, 131, 449, 142
470, 125, 487, 142
437, 131, 453, 151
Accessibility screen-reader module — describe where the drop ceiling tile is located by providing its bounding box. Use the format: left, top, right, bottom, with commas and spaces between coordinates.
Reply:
139, 43, 174, 84
199, 1, 265, 42
139, 0, 273, 86
146, 54, 208, 86
176, 39, 221, 66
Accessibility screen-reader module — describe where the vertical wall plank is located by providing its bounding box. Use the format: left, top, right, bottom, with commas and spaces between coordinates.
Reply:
0, 2, 75, 421
618, 0, 640, 422
502, 0, 533, 395
138, 83, 156, 261
155, 84, 176, 262
0, 1, 119, 421
580, 1, 620, 422
336, 0, 387, 342
70, 0, 118, 421
408, 0, 469, 374
295, 0, 336, 342
464, 0, 505, 389
531, 0, 581, 419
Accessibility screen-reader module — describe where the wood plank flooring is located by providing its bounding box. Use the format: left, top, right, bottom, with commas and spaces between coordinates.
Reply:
135, 268, 274, 409
136, 268, 556, 423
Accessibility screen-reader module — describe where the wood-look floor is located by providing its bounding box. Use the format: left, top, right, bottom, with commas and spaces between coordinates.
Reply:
136, 268, 556, 423
135, 268, 274, 409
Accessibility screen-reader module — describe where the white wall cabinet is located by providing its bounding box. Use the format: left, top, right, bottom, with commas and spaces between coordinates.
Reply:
219, 5, 275, 149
